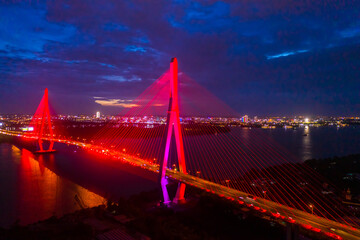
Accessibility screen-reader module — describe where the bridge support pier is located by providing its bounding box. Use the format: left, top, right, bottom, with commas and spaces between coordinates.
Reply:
33, 88, 56, 154
160, 178, 171, 205
159, 57, 187, 206
286, 223, 299, 240
173, 182, 186, 204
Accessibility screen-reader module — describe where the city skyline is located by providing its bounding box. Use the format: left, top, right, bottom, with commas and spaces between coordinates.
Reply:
1, 1, 360, 116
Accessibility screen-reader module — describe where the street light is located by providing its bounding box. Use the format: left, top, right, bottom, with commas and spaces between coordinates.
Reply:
225, 179, 230, 188
309, 204, 314, 214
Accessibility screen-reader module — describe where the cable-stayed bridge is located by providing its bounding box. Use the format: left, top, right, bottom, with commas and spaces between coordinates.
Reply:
1, 58, 360, 240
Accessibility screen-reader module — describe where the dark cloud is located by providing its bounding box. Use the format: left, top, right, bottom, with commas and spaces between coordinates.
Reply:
0, 0, 359, 116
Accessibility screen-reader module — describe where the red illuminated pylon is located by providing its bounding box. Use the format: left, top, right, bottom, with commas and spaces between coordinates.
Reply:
30, 88, 56, 153
159, 58, 187, 204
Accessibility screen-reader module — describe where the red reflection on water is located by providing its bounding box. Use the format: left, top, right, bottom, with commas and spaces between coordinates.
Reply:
14, 147, 104, 225
37, 155, 45, 175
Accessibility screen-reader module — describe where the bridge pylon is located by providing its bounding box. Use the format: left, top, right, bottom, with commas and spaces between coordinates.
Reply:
159, 57, 187, 205
31, 88, 56, 154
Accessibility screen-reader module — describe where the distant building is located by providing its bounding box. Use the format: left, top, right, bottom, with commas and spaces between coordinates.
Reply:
242, 115, 248, 123
96, 111, 100, 118
345, 188, 352, 201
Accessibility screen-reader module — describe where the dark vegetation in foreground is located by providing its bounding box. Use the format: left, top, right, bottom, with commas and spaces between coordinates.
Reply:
225, 154, 360, 219
0, 184, 336, 240
0, 188, 281, 240
305, 154, 360, 200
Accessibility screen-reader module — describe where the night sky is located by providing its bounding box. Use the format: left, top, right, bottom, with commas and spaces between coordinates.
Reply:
0, 1, 359, 116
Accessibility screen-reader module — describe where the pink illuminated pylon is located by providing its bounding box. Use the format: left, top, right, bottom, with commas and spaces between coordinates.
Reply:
159, 57, 187, 204
34, 88, 56, 153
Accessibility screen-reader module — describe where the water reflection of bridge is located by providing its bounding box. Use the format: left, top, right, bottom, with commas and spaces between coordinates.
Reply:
0, 144, 105, 226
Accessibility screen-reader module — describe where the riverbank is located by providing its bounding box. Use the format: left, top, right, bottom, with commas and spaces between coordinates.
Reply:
1, 185, 337, 240
0, 188, 281, 240
305, 154, 360, 212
